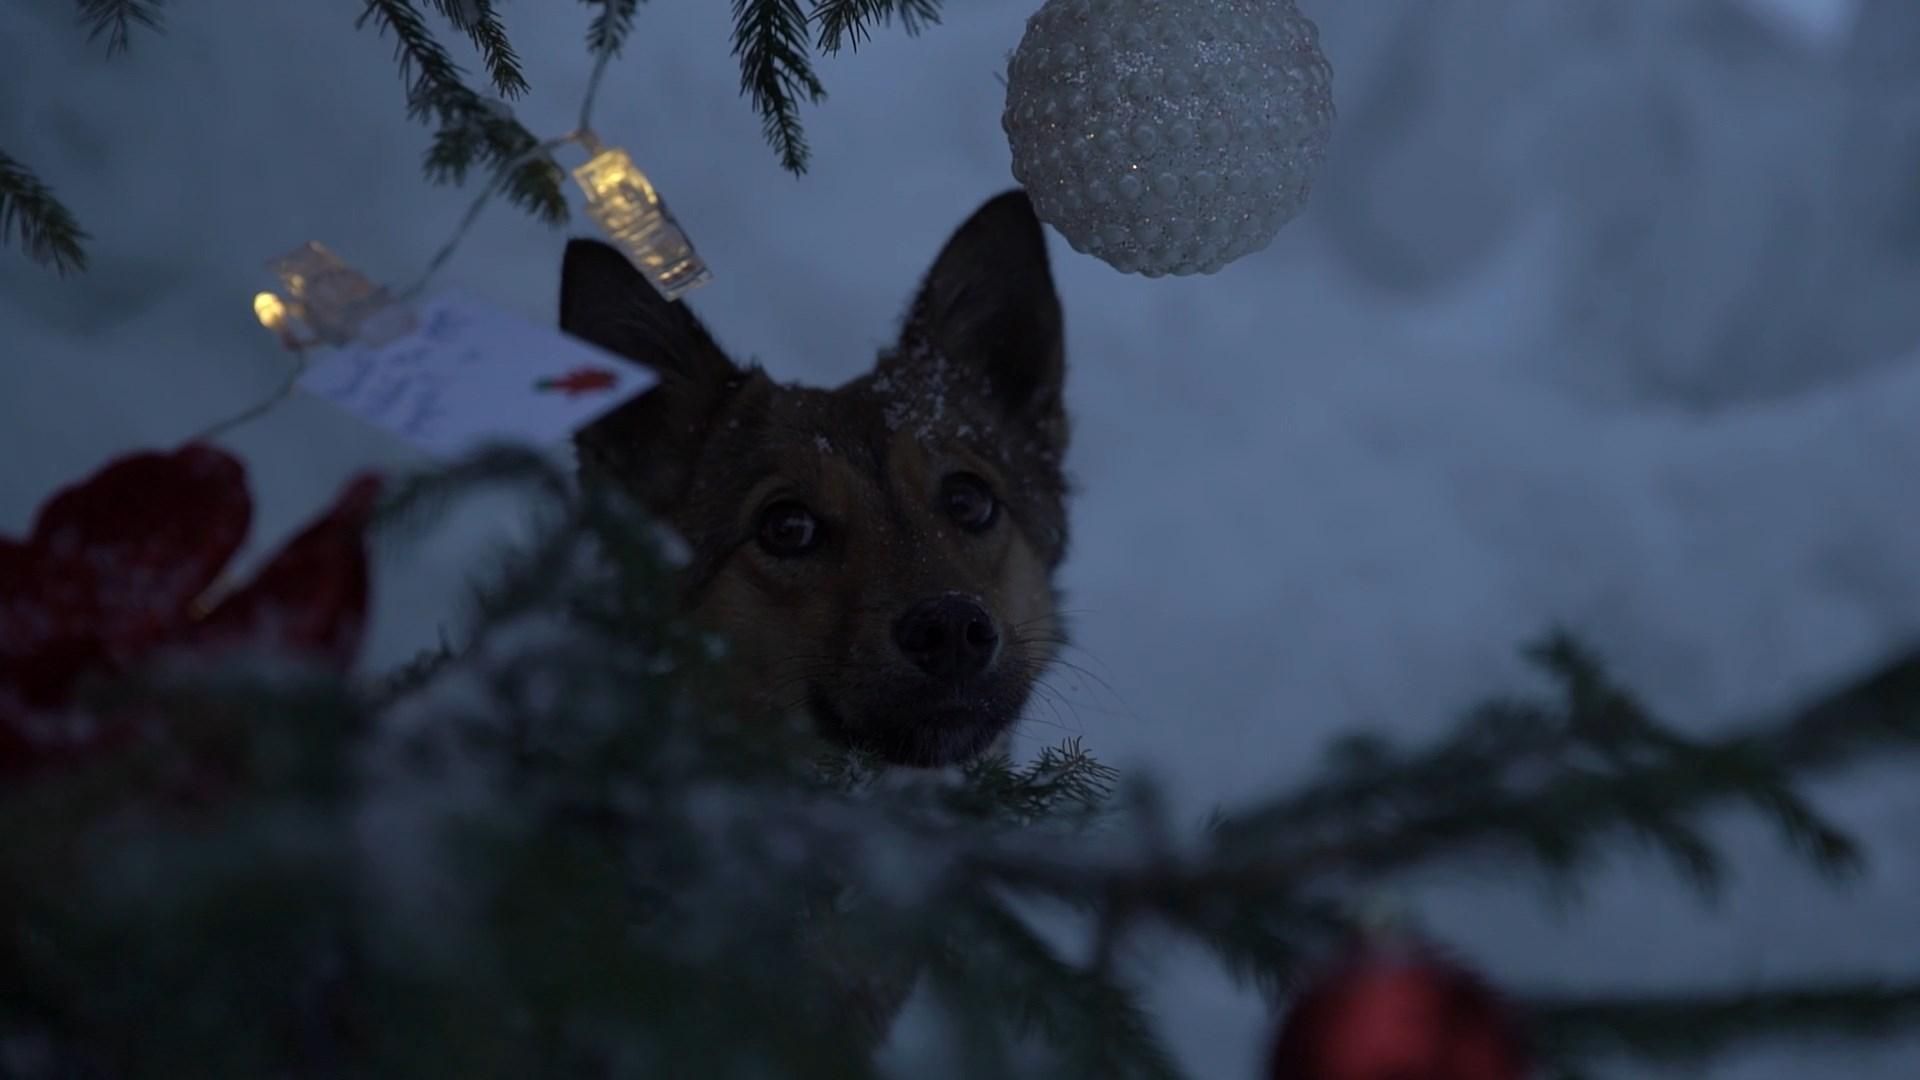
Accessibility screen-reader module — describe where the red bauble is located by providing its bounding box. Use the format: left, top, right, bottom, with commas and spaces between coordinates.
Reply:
0, 443, 381, 775
1268, 942, 1530, 1080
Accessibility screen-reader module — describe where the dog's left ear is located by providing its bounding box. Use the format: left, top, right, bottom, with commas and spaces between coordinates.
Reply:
560, 238, 743, 510
559, 239, 738, 388
886, 189, 1067, 453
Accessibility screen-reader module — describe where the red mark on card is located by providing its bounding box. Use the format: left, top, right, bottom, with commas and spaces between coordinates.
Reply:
534, 366, 619, 398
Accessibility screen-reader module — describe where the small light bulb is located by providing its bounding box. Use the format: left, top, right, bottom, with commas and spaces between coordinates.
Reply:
266, 242, 409, 346
571, 145, 711, 301
253, 291, 289, 332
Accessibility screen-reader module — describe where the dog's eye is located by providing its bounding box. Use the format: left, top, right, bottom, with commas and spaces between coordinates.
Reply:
757, 500, 821, 556
941, 472, 998, 533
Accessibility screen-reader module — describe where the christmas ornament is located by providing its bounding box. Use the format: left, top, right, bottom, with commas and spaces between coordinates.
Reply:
1002, 0, 1335, 277
1268, 940, 1530, 1080
0, 444, 380, 775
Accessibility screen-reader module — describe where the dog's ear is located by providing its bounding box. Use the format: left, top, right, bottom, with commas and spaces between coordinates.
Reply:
560, 238, 737, 386
885, 190, 1067, 454
561, 238, 740, 508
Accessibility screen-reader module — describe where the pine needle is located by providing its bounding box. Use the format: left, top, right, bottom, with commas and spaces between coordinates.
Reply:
0, 151, 90, 274
76, 0, 165, 55
732, 0, 828, 173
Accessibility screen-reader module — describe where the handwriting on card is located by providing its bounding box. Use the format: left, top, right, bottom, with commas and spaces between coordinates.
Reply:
297, 292, 656, 458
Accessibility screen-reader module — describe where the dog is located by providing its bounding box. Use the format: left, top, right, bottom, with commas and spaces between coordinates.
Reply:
558, 190, 1071, 769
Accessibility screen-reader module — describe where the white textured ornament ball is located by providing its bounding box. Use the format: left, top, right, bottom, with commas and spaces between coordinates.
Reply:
1003, 0, 1334, 277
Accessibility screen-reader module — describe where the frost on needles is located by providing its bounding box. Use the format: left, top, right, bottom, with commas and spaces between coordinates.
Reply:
6, 446, 1920, 1078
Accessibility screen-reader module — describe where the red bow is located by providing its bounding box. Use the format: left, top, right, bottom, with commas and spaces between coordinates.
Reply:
0, 444, 381, 775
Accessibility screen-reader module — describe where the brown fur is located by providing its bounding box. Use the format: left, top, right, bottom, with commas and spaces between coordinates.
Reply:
559, 191, 1071, 768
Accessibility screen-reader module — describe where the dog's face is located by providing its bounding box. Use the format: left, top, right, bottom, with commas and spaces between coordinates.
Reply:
561, 191, 1071, 767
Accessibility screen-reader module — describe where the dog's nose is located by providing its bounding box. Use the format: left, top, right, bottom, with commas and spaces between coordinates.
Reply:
893, 594, 1000, 681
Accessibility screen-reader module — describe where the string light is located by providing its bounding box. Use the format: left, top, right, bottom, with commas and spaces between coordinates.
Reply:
199, 37, 708, 443
267, 242, 416, 347
571, 133, 711, 301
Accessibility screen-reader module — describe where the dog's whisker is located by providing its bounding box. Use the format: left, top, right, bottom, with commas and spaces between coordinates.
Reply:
1026, 680, 1087, 731
1014, 644, 1126, 705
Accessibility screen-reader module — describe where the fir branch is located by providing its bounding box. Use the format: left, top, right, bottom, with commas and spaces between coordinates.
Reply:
421, 108, 568, 225
426, 0, 528, 99
373, 445, 574, 537
356, 0, 470, 124
76, 0, 164, 54
584, 0, 643, 57
0, 151, 89, 274
1206, 634, 1913, 896
960, 639, 1920, 1005
939, 897, 1188, 1080
1154, 890, 1350, 1002
732, 0, 828, 173
812, 0, 942, 54
17, 440, 1920, 1075
367, 634, 462, 708
1528, 980, 1920, 1066
356, 0, 567, 223
950, 738, 1119, 825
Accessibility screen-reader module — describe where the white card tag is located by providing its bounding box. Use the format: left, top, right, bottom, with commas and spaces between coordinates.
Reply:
297, 291, 655, 458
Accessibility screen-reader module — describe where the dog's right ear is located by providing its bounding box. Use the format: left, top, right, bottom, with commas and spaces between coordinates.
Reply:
561, 239, 739, 509
884, 190, 1067, 459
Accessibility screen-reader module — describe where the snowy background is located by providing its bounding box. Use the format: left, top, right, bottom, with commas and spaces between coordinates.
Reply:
6, 0, 1920, 1075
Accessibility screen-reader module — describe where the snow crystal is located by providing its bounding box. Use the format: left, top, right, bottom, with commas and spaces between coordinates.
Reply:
879, 342, 956, 440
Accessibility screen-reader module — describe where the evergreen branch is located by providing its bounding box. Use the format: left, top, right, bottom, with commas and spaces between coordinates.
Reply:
1527, 980, 1920, 1066
426, 0, 528, 98
421, 108, 569, 224
1155, 888, 1350, 1001
0, 151, 90, 274
17, 438, 1920, 1074
373, 445, 574, 537
76, 0, 165, 54
922, 964, 1026, 1078
357, 0, 470, 124
1206, 635, 1917, 896
949, 738, 1119, 825
584, 0, 643, 57
1749, 641, 1920, 771
356, 0, 567, 223
366, 634, 462, 708
812, 0, 941, 54
941, 896, 1188, 1080
731, 0, 828, 173
961, 642, 1920, 997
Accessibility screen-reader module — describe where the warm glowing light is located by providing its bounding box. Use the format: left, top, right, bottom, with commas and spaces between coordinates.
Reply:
571, 146, 711, 301
253, 291, 289, 331
264, 242, 408, 346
